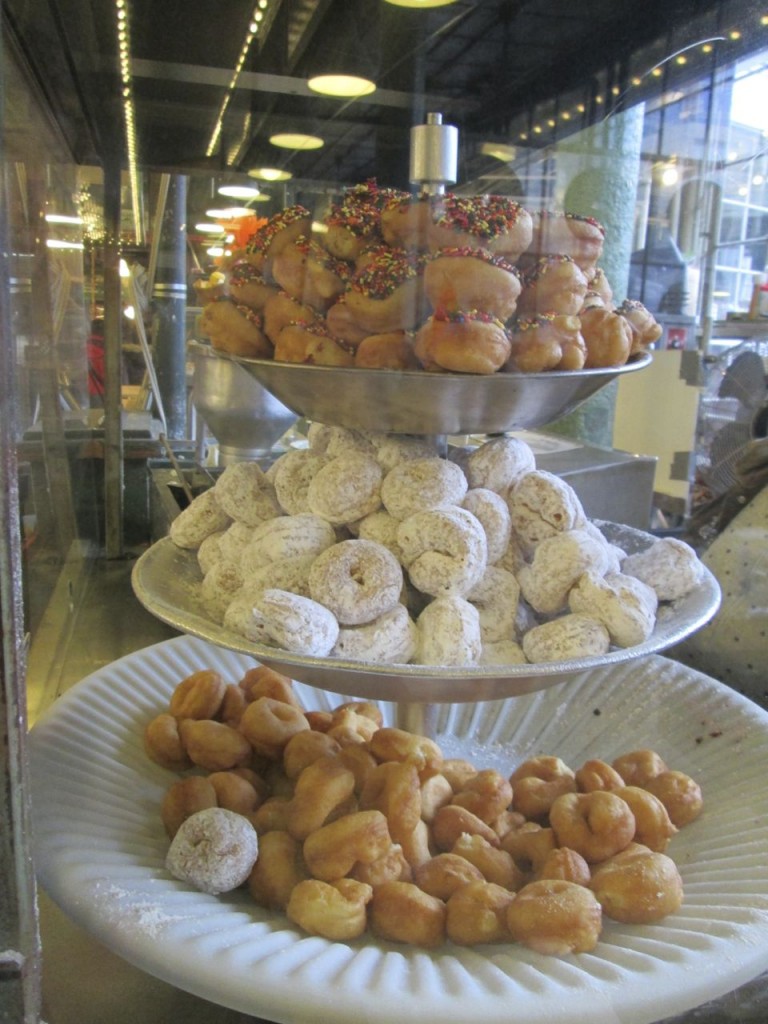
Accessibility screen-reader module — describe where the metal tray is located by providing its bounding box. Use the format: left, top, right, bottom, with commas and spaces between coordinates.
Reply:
227, 351, 652, 435
131, 520, 720, 705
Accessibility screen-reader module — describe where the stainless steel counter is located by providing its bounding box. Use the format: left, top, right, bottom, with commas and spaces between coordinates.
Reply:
27, 553, 768, 1024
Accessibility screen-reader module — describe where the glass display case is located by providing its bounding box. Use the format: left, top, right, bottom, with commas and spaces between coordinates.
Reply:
2, 2, 768, 1022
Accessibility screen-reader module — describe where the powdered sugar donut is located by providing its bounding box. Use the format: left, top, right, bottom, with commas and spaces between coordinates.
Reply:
201, 561, 245, 623
466, 437, 536, 496
480, 639, 527, 666
381, 457, 468, 521
309, 539, 403, 625
251, 588, 339, 657
170, 488, 230, 549
415, 596, 482, 666
517, 527, 615, 616
307, 452, 383, 526
197, 530, 226, 575
242, 513, 336, 574
222, 586, 272, 643
214, 461, 282, 526
357, 509, 406, 561
569, 570, 658, 647
508, 470, 586, 554
241, 553, 315, 600
522, 613, 610, 663
332, 603, 418, 663
397, 506, 487, 598
166, 807, 259, 895
621, 537, 705, 602
461, 488, 512, 564
307, 423, 374, 458
217, 521, 257, 566
368, 435, 438, 474
466, 565, 520, 643
272, 449, 333, 515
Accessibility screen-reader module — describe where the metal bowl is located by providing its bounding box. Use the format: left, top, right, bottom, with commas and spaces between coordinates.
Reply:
225, 351, 652, 435
131, 521, 720, 706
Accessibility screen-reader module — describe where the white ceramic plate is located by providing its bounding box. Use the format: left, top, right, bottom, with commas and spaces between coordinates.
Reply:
29, 635, 768, 1024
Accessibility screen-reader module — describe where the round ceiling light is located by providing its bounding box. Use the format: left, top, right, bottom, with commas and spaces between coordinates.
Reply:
217, 183, 261, 199
269, 132, 324, 150
308, 74, 376, 97
248, 167, 293, 182
194, 222, 225, 234
383, 0, 459, 7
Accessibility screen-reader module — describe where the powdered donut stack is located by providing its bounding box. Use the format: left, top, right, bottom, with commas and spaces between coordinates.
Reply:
194, 179, 662, 375
169, 427, 706, 668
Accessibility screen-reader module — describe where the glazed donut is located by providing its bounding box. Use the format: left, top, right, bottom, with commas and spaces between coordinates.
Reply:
428, 195, 533, 262
461, 488, 512, 562
239, 663, 300, 707
465, 565, 520, 643
415, 595, 482, 665
178, 718, 253, 773
419, 772, 454, 823
644, 770, 703, 828
451, 768, 513, 824
273, 319, 355, 366
445, 879, 516, 946
414, 308, 512, 375
306, 451, 384, 525
528, 210, 606, 273
414, 852, 485, 900
271, 235, 351, 312
248, 588, 339, 657
536, 847, 591, 887
308, 538, 403, 625
398, 506, 487, 598
517, 528, 616, 616
579, 305, 633, 368
262, 290, 322, 346
214, 461, 282, 527
466, 440, 534, 502
367, 727, 443, 775
325, 296, 371, 347
355, 330, 421, 370
615, 785, 677, 852
549, 790, 636, 863
450, 834, 524, 890
242, 513, 336, 571
323, 181, 406, 262
207, 769, 264, 816
380, 192, 436, 251
423, 247, 522, 322
584, 266, 614, 306
282, 729, 341, 780
350, 844, 412, 887
200, 297, 272, 358
169, 488, 230, 549
381, 456, 468, 521
244, 204, 313, 277
238, 694, 310, 760
611, 749, 668, 788
227, 259, 278, 311
616, 299, 662, 353
332, 603, 418, 664
521, 613, 611, 663
510, 756, 577, 821
432, 804, 500, 853
506, 313, 586, 372
506, 879, 603, 955
568, 569, 658, 647
360, 760, 422, 844
621, 536, 706, 601
165, 807, 259, 895
507, 469, 587, 554
286, 754, 357, 840
248, 830, 308, 909
516, 255, 589, 317
326, 707, 380, 747
345, 250, 428, 333
144, 713, 193, 772
589, 846, 683, 923
369, 880, 446, 947
500, 822, 556, 873
286, 878, 373, 941
168, 668, 226, 720
302, 808, 392, 881
575, 759, 626, 794
270, 450, 334, 515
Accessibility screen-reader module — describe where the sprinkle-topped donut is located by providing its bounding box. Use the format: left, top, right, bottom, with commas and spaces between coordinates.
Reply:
345, 250, 428, 333
428, 195, 533, 261
528, 210, 605, 271
414, 308, 512, 375
423, 247, 521, 321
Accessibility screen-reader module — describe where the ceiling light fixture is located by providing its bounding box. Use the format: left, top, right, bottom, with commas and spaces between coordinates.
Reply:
247, 167, 292, 182
206, 206, 254, 219
45, 213, 84, 225
217, 183, 261, 199
269, 132, 324, 150
480, 142, 517, 162
115, 0, 143, 241
383, 0, 459, 7
195, 222, 226, 234
307, 74, 376, 97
